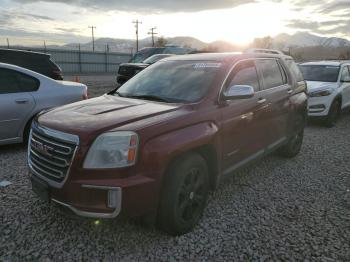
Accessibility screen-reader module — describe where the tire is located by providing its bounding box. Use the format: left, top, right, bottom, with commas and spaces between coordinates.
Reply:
157, 153, 210, 236
23, 118, 34, 145
324, 99, 341, 128
279, 113, 305, 158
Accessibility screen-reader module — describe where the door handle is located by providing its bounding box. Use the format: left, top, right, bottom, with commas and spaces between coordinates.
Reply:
287, 89, 293, 94
257, 98, 267, 104
15, 99, 29, 104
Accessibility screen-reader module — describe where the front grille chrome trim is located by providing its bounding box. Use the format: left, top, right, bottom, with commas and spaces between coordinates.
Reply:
28, 122, 79, 189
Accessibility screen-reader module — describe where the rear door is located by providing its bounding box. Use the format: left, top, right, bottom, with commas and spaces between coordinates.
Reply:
221, 59, 267, 172
255, 59, 291, 148
340, 65, 350, 108
0, 68, 38, 141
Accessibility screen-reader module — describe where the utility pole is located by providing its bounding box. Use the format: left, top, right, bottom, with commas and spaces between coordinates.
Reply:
148, 27, 158, 47
88, 25, 96, 52
132, 20, 142, 52
6, 38, 9, 49
44, 41, 47, 53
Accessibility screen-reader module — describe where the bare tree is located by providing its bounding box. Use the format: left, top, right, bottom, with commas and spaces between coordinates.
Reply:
156, 37, 168, 47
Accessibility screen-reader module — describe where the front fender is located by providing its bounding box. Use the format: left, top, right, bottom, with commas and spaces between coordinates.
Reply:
140, 121, 220, 178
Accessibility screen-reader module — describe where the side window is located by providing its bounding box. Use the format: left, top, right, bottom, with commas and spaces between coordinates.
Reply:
0, 69, 21, 94
228, 60, 260, 92
340, 66, 350, 80
256, 59, 285, 90
0, 68, 39, 94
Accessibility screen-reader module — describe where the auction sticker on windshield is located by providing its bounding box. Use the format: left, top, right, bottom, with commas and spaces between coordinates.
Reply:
193, 63, 222, 69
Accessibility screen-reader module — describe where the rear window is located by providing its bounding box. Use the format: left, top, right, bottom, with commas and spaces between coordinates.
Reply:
299, 65, 340, 82
256, 59, 285, 90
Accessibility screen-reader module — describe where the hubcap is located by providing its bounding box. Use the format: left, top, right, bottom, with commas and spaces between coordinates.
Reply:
177, 168, 205, 222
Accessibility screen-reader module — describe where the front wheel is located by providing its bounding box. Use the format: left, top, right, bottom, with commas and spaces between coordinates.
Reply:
324, 99, 341, 128
157, 153, 210, 236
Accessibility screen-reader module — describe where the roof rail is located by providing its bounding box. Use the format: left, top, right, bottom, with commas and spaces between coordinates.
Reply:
244, 48, 283, 55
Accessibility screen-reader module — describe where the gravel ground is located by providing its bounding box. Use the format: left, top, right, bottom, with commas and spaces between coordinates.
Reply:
1, 106, 350, 260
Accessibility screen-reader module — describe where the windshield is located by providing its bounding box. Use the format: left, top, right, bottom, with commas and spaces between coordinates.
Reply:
114, 60, 222, 103
299, 65, 340, 82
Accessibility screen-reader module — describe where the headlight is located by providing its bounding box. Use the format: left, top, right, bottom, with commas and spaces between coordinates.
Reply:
83, 131, 139, 169
309, 89, 333, 97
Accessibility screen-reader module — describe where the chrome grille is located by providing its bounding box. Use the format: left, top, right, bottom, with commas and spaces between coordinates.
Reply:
28, 124, 78, 184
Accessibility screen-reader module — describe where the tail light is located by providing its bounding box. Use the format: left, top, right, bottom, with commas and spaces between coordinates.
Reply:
52, 70, 63, 80
82, 86, 88, 100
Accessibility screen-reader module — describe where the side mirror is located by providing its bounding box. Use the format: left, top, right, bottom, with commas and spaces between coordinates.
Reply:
223, 85, 255, 100
341, 76, 350, 83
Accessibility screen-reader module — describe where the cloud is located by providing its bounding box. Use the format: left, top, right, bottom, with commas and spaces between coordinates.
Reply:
317, 0, 350, 14
12, 0, 256, 12
287, 18, 350, 36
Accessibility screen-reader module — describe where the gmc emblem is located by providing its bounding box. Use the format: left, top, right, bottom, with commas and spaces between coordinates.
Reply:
31, 140, 54, 157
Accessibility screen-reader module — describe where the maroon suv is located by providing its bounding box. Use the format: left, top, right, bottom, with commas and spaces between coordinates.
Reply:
28, 52, 307, 235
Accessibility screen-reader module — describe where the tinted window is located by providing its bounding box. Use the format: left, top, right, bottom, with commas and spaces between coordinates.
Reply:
116, 60, 221, 103
228, 60, 260, 91
0, 68, 39, 94
299, 65, 340, 82
285, 59, 303, 82
256, 59, 285, 90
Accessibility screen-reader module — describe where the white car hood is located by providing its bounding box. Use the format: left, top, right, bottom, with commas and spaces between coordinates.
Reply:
306, 81, 337, 94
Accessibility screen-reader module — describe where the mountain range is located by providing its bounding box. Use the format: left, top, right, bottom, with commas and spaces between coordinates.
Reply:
49, 32, 350, 53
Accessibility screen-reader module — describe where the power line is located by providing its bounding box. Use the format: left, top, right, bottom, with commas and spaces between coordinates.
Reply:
88, 25, 96, 52
148, 27, 158, 47
132, 20, 142, 52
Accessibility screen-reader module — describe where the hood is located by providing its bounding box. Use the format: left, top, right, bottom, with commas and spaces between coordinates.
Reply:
38, 95, 181, 144
306, 81, 338, 94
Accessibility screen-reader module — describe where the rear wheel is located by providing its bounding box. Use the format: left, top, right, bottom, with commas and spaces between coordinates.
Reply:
324, 99, 341, 128
278, 114, 305, 158
157, 153, 209, 236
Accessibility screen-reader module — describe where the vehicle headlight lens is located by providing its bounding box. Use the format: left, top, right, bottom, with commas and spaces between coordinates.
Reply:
83, 131, 138, 169
309, 89, 333, 97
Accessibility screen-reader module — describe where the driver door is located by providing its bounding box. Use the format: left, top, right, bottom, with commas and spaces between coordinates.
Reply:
220, 59, 267, 174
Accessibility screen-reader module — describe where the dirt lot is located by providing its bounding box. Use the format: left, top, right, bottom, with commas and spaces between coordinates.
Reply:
0, 76, 349, 260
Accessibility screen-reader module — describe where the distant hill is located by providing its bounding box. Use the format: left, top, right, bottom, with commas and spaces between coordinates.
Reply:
273, 32, 350, 48
48, 36, 242, 53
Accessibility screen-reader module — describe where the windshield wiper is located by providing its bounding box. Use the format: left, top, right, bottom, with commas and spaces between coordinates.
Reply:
122, 94, 173, 103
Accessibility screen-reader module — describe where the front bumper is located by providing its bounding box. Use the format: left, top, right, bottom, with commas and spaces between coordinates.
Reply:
307, 95, 333, 116
52, 185, 122, 219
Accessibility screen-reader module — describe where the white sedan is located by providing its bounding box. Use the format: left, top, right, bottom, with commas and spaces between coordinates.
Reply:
0, 63, 88, 145
299, 61, 350, 127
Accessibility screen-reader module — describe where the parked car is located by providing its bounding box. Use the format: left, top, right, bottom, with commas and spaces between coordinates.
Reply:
299, 61, 350, 127
0, 63, 88, 146
117, 54, 175, 85
28, 52, 307, 235
129, 46, 194, 63
0, 48, 63, 80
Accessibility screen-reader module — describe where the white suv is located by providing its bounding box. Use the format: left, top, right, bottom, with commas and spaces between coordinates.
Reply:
299, 61, 350, 127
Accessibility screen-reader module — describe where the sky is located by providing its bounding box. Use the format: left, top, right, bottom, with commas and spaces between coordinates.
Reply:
0, 0, 349, 46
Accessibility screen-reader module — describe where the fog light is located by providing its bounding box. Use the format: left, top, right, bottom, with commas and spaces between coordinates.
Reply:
310, 104, 326, 109
108, 190, 118, 208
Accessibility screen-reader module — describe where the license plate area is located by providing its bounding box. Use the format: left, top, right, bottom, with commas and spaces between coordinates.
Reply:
31, 175, 50, 203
